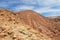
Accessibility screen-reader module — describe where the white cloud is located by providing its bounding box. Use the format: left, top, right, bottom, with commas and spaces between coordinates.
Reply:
37, 0, 57, 6
34, 8, 60, 13
19, 0, 36, 4
13, 5, 34, 11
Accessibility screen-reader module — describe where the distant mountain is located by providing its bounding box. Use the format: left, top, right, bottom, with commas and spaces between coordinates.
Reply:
0, 9, 60, 40
48, 16, 60, 22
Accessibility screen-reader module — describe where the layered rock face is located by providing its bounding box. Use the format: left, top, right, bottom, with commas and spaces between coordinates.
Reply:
0, 9, 60, 40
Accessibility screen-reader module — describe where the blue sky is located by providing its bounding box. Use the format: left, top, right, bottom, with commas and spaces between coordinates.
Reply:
0, 0, 60, 17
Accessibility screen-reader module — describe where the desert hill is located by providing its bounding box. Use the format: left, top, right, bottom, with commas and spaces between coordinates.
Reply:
0, 9, 60, 40
16, 10, 60, 37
